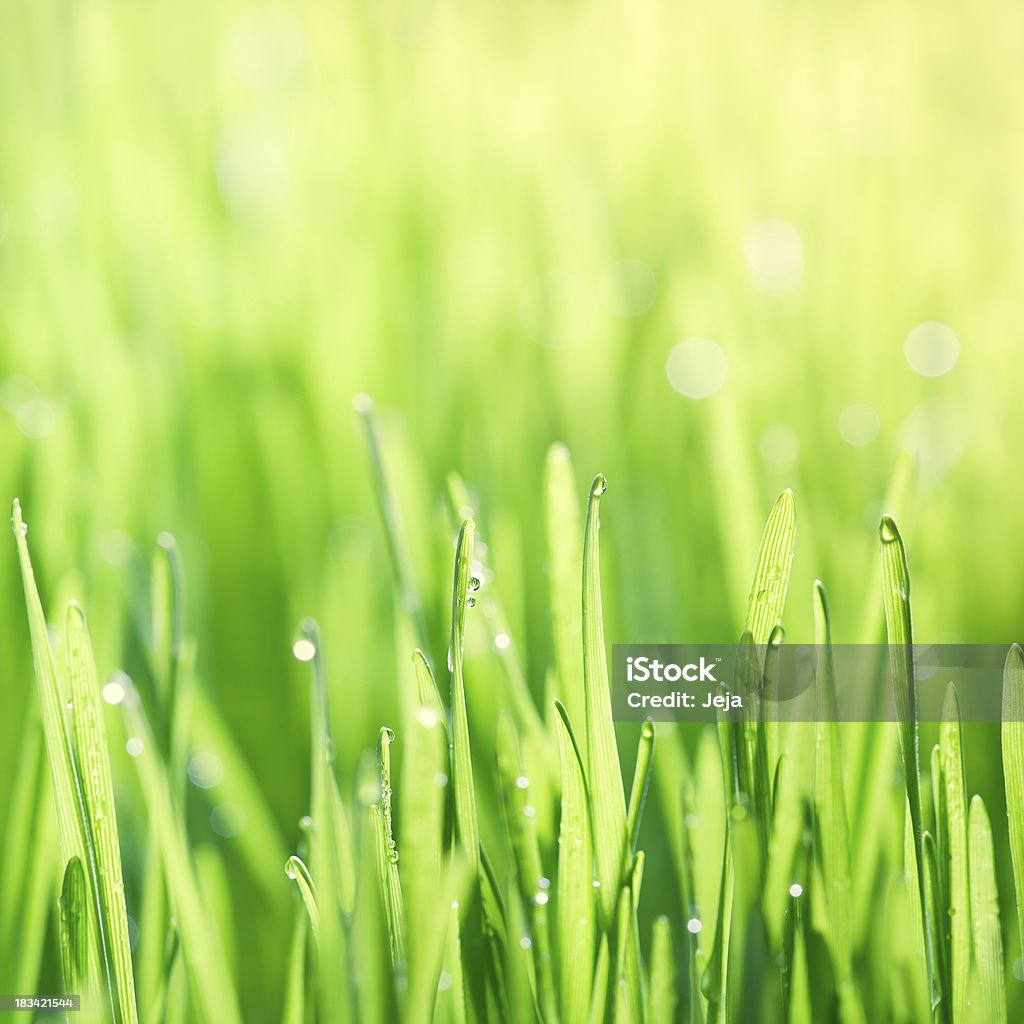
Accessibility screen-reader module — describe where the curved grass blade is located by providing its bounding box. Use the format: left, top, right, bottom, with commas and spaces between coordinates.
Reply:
967, 797, 1006, 1023
1001, 643, 1024, 956
285, 856, 320, 941
588, 936, 610, 1024
553, 699, 595, 1024
413, 648, 446, 726
879, 514, 942, 1019
582, 475, 627, 926
545, 443, 585, 753
59, 856, 89, 988
612, 854, 645, 1024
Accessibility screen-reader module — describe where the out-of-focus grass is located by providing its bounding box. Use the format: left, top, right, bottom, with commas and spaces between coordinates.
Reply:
2, 0, 1024, 1018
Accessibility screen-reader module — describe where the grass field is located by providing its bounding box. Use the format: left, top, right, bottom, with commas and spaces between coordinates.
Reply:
2, 1, 1024, 1021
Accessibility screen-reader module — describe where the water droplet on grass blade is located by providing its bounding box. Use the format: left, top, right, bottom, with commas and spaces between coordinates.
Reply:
879, 515, 899, 544
591, 474, 608, 497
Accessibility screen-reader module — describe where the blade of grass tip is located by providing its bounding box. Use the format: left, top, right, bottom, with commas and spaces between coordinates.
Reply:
545, 443, 586, 755
444, 473, 547, 747
413, 648, 446, 725
10, 500, 85, 873
968, 796, 1006, 1023
879, 514, 941, 1018
374, 726, 406, 968
1001, 644, 1024, 956
301, 618, 353, 1023
121, 694, 242, 1024
582, 474, 627, 927
495, 715, 558, 1024
626, 721, 655, 856
612, 856, 645, 1024
553, 700, 596, 1024
354, 394, 429, 653
810, 582, 860, 1024
744, 490, 796, 649
11, 503, 111, 1011
449, 518, 480, 871
59, 856, 89, 989
402, 703, 450, 1023
285, 855, 320, 941
588, 936, 610, 1024
648, 916, 675, 1024
939, 685, 970, 1024
67, 602, 139, 1024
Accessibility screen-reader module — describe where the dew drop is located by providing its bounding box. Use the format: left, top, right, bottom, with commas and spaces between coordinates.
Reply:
515, 775, 529, 790
591, 474, 608, 497
466, 596, 476, 609
468, 576, 481, 592
538, 876, 551, 890
879, 516, 899, 543
534, 892, 549, 906
687, 918, 702, 934
519, 936, 532, 949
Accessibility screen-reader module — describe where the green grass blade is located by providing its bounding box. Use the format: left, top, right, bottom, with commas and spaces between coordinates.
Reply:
612, 855, 645, 1024
626, 721, 655, 856
302, 618, 352, 1022
449, 518, 480, 871
10, 500, 84, 870
1001, 643, 1024, 956
496, 714, 558, 1023
285, 856, 320, 941
354, 393, 429, 652
879, 514, 941, 1018
810, 582, 860, 1024
59, 856, 89, 989
66, 602, 138, 1024
374, 726, 406, 968
582, 474, 627, 926
402, 703, 452, 1022
122, 697, 242, 1024
939, 685, 970, 1024
743, 489, 795, 647
553, 699, 596, 1024
282, 909, 308, 1024
545, 443, 585, 755
413, 648, 446, 725
648, 916, 675, 1024
588, 936, 610, 1024
967, 797, 1006, 1023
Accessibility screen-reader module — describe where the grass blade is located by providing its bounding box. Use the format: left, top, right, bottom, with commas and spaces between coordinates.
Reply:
648, 916, 675, 1024
373, 726, 406, 968
743, 489, 796, 648
285, 855, 320, 941
626, 721, 655, 856
553, 699, 595, 1024
122, 696, 242, 1024
1001, 643, 1024, 957
59, 856, 89, 988
582, 474, 627, 926
879, 513, 942, 1019
66, 602, 138, 1024
939, 685, 970, 1024
968, 797, 1006, 1022
449, 518, 480, 871
545, 443, 585, 755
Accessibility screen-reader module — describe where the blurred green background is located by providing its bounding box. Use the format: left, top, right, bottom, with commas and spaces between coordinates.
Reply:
2, 0, 1023, 1016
